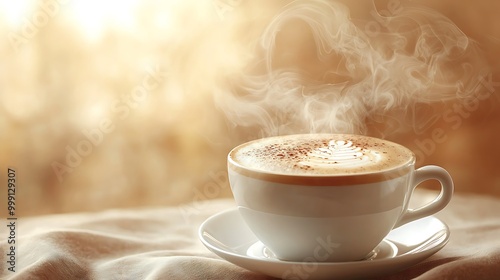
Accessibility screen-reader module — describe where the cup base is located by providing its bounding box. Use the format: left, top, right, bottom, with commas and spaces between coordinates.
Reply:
247, 238, 398, 263
272, 248, 378, 262
238, 206, 399, 262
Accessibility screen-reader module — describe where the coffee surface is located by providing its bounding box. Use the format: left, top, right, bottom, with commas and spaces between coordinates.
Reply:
230, 134, 413, 175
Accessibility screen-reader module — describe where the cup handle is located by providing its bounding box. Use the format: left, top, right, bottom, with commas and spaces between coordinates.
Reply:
394, 165, 454, 228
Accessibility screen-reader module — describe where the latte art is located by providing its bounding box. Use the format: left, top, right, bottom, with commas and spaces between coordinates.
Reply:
229, 134, 414, 176
302, 140, 381, 168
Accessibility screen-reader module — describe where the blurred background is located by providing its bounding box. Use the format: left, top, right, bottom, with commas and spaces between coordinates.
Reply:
1, 0, 500, 216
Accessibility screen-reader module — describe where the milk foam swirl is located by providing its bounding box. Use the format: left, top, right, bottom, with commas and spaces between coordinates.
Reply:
300, 140, 381, 168
230, 134, 413, 176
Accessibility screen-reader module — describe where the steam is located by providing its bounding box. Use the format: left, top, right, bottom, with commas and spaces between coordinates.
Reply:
215, 0, 488, 137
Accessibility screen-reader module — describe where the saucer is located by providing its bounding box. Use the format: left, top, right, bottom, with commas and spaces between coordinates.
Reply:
199, 209, 450, 280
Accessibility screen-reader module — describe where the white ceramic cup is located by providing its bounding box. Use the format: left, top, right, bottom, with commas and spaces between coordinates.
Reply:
228, 134, 453, 262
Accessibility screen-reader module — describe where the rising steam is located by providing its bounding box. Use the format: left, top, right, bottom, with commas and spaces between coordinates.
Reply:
215, 0, 488, 137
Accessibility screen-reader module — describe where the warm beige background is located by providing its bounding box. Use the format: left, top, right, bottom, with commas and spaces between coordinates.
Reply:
1, 0, 499, 216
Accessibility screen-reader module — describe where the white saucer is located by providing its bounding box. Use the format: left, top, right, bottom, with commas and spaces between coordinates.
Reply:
199, 209, 450, 280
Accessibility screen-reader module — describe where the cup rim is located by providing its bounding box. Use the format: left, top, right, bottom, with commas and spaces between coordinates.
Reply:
227, 133, 416, 186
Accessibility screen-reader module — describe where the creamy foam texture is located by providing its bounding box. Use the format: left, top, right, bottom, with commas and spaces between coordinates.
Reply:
230, 134, 414, 175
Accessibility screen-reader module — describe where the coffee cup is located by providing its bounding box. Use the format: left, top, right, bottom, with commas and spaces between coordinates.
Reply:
227, 133, 453, 262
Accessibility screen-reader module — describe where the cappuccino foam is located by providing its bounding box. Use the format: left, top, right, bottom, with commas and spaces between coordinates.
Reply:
230, 134, 413, 175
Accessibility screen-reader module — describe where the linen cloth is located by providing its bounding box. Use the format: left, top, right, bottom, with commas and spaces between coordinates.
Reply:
1, 189, 500, 280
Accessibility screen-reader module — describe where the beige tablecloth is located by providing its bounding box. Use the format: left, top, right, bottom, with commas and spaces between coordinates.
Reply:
1, 190, 500, 280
